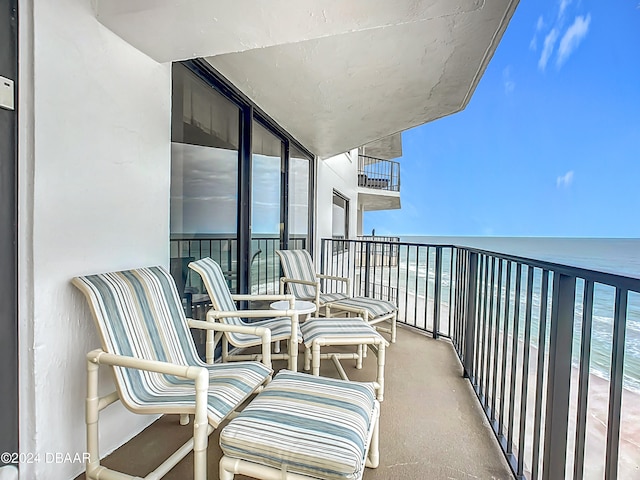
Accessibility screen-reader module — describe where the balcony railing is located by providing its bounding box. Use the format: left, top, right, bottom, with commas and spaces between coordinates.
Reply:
358, 154, 400, 192
320, 237, 640, 480
169, 235, 306, 297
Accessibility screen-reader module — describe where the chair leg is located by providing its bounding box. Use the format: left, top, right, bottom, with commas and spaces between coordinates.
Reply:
222, 336, 230, 362
206, 329, 215, 364
192, 373, 209, 480
391, 311, 397, 344
86, 360, 101, 479
356, 345, 363, 369
289, 338, 298, 372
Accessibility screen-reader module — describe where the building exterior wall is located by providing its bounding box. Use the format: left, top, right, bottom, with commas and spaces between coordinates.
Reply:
314, 149, 359, 257
19, 0, 171, 478
0, 0, 18, 474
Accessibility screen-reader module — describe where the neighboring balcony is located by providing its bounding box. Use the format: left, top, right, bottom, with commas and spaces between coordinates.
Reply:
357, 154, 401, 211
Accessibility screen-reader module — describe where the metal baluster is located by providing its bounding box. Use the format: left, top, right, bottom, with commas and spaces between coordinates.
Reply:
574, 279, 594, 480
531, 270, 550, 480
605, 288, 628, 480
516, 266, 535, 477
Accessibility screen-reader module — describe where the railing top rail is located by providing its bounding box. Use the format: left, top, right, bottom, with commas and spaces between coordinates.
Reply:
357, 154, 400, 167
321, 237, 640, 291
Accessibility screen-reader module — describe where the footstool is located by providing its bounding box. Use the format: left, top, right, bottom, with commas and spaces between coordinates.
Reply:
219, 370, 380, 480
325, 297, 397, 343
300, 317, 387, 401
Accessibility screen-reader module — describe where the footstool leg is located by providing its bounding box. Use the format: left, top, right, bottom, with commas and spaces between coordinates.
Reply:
219, 456, 236, 480
366, 412, 380, 469
312, 342, 321, 376
376, 341, 386, 401
356, 344, 363, 369
304, 345, 311, 371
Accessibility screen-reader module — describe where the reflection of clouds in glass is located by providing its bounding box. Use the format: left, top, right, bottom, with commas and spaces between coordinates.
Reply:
171, 143, 310, 238
171, 142, 237, 234
252, 154, 281, 234
289, 157, 309, 235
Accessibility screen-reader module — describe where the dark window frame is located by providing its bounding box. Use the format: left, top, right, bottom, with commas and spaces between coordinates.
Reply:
177, 59, 315, 293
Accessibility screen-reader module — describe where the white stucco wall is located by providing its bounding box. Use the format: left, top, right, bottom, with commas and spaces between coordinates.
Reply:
19, 0, 171, 478
314, 149, 359, 257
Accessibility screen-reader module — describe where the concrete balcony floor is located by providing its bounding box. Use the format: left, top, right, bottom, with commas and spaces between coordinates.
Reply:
76, 326, 514, 480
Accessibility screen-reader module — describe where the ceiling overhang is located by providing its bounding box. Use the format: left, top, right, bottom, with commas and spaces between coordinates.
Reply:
96, 0, 519, 158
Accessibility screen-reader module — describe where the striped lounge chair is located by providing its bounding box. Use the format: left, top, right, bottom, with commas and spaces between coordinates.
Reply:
189, 257, 303, 370
219, 369, 380, 480
276, 249, 398, 343
72, 266, 273, 480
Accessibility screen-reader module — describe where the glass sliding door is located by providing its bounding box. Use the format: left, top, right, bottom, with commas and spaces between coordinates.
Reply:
251, 121, 283, 294
289, 146, 311, 251
170, 63, 240, 302
170, 59, 315, 297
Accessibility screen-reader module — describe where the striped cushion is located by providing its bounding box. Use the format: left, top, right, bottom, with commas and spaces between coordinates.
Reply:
276, 249, 318, 300
220, 370, 377, 479
300, 318, 384, 348
189, 257, 302, 347
319, 292, 350, 304
73, 266, 272, 426
329, 297, 397, 320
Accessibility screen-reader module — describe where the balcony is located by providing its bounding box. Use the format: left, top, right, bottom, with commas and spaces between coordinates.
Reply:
74, 317, 514, 480
77, 237, 640, 480
357, 155, 401, 212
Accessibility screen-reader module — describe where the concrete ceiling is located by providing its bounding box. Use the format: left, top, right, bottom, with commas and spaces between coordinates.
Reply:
96, 0, 519, 158
362, 134, 403, 161
359, 189, 401, 212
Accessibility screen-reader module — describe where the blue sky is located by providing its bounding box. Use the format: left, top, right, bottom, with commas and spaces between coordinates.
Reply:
364, 1, 640, 238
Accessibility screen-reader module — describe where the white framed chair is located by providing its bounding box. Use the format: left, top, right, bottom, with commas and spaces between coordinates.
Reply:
276, 249, 398, 343
73, 265, 273, 480
189, 257, 302, 370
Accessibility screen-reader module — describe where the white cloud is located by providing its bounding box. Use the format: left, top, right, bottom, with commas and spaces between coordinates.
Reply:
530, 16, 545, 51
538, 28, 559, 71
556, 14, 591, 67
558, 0, 572, 19
556, 170, 574, 188
503, 67, 515, 94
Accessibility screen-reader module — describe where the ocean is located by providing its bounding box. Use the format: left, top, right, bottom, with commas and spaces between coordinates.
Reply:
401, 236, 640, 392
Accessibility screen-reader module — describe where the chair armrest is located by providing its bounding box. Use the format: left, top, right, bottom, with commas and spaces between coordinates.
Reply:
280, 277, 319, 287
316, 274, 352, 297
86, 349, 210, 427
190, 317, 272, 369
87, 349, 207, 382
205, 309, 299, 319
231, 293, 295, 303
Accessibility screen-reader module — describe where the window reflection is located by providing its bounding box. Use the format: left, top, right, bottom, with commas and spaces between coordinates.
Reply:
170, 63, 240, 302
289, 146, 310, 250
251, 121, 282, 293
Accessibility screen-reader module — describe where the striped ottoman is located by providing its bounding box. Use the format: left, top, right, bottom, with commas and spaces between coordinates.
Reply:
219, 370, 380, 480
301, 317, 386, 401
325, 297, 397, 344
